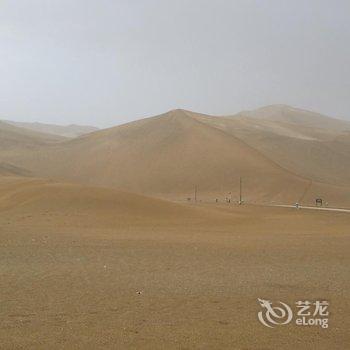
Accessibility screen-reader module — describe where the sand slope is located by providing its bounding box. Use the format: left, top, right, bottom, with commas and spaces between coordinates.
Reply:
225, 105, 350, 186
4, 120, 98, 138
1, 107, 350, 206
234, 104, 350, 131
0, 162, 32, 177
0, 120, 66, 148
0, 178, 349, 349
0, 110, 311, 203
0, 177, 222, 227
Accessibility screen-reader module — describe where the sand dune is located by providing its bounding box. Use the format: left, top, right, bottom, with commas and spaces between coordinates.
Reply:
1, 106, 350, 206
0, 177, 223, 227
234, 104, 350, 131
0, 110, 312, 203
0, 120, 66, 148
4, 120, 98, 138
192, 106, 350, 188
0, 162, 32, 177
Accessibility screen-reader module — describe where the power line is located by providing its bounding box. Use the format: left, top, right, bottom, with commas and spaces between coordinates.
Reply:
239, 177, 243, 205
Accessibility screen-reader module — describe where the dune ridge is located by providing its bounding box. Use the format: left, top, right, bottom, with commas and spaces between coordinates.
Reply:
1, 106, 349, 206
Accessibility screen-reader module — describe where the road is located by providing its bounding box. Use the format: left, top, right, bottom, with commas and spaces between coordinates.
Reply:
272, 204, 350, 213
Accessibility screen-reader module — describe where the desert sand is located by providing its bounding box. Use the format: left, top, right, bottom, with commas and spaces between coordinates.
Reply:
1, 106, 350, 349
0, 176, 349, 349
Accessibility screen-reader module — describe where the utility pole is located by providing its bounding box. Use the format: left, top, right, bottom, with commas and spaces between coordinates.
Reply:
194, 185, 197, 202
239, 177, 242, 205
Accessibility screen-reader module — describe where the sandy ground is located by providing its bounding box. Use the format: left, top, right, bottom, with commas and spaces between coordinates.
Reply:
1, 192, 349, 349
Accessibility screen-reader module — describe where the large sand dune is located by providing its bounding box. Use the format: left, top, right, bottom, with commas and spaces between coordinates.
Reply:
1, 106, 350, 206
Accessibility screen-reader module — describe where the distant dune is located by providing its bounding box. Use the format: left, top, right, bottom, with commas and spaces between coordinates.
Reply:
0, 120, 65, 148
234, 104, 350, 131
0, 162, 32, 177
3, 120, 98, 138
1, 106, 350, 206
222, 105, 350, 186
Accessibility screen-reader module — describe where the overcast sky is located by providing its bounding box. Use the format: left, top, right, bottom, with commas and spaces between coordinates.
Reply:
1, 0, 349, 127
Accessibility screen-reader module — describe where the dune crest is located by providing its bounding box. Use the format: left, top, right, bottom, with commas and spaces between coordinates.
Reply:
1, 106, 349, 206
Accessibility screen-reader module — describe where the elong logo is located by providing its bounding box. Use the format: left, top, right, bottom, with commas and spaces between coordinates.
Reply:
257, 299, 329, 329
258, 299, 293, 328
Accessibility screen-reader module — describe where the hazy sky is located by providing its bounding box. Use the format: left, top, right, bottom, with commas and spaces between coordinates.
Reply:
1, 0, 349, 127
